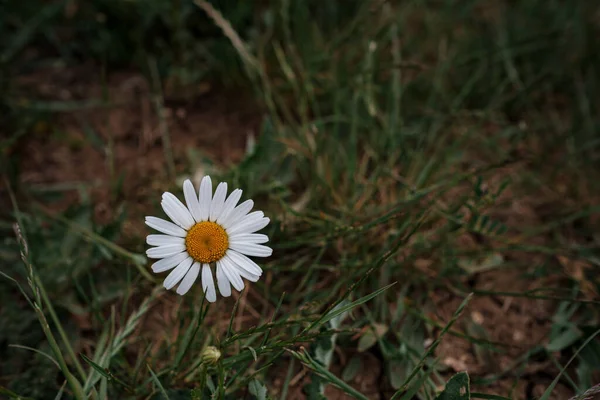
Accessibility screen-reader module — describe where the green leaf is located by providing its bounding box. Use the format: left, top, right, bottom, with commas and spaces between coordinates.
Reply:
388, 360, 406, 390
81, 353, 131, 391
248, 379, 268, 400
81, 354, 111, 380
342, 355, 362, 382
357, 333, 377, 353
458, 253, 504, 274
467, 214, 507, 237
357, 323, 388, 352
304, 378, 328, 400
436, 372, 470, 400
314, 334, 335, 367
546, 325, 582, 352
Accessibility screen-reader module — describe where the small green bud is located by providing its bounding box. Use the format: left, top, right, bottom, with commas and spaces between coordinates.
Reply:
201, 346, 221, 366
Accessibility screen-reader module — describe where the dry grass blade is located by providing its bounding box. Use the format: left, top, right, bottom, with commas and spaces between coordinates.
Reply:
83, 286, 162, 392
12, 223, 86, 400
193, 0, 259, 72
569, 384, 600, 400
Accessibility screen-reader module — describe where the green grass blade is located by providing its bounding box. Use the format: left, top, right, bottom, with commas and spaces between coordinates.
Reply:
305, 282, 395, 332
8, 344, 60, 369
147, 364, 171, 400
539, 328, 600, 400
390, 294, 473, 400
289, 349, 370, 400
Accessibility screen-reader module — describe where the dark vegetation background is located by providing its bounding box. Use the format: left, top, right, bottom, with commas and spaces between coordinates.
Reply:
1, 0, 599, 399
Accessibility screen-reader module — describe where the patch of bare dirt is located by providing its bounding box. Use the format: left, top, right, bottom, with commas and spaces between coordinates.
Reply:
16, 66, 260, 237
433, 272, 566, 397
430, 256, 578, 400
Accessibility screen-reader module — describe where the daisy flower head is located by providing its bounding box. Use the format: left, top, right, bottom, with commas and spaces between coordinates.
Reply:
145, 176, 271, 302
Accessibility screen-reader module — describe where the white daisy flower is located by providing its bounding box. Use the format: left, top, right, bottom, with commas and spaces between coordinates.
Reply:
145, 176, 271, 301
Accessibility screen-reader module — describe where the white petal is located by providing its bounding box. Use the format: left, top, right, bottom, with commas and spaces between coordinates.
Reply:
176, 262, 200, 295
145, 216, 187, 237
162, 192, 195, 229
224, 253, 260, 282
209, 182, 228, 221
216, 189, 242, 225
151, 252, 189, 273
229, 242, 272, 257
226, 211, 263, 233
216, 261, 231, 297
183, 180, 202, 222
227, 212, 269, 235
221, 199, 254, 229
228, 233, 269, 245
234, 266, 260, 282
199, 176, 212, 221
146, 234, 185, 246
201, 264, 216, 302
163, 257, 194, 290
220, 257, 244, 291
227, 250, 263, 276
232, 217, 270, 236
146, 244, 186, 259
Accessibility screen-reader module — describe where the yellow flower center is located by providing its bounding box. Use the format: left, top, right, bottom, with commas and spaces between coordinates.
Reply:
185, 221, 229, 263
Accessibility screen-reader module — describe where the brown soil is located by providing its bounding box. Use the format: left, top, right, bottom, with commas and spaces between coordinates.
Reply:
16, 66, 259, 237
433, 268, 571, 399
